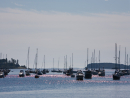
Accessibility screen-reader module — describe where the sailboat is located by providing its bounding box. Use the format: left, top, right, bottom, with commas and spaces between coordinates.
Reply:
84, 48, 92, 79
26, 47, 30, 76
30, 54, 37, 73
98, 50, 105, 76
35, 48, 42, 78
57, 59, 62, 73
113, 43, 120, 80
42, 55, 46, 74
71, 53, 75, 77
51, 58, 57, 72
65, 55, 73, 76
37, 69, 43, 75
63, 56, 67, 74
92, 49, 98, 75
118, 46, 123, 76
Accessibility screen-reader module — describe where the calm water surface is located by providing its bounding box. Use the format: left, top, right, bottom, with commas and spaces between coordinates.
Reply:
0, 69, 130, 98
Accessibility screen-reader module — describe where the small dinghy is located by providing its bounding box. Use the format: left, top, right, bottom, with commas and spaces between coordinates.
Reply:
35, 74, 39, 78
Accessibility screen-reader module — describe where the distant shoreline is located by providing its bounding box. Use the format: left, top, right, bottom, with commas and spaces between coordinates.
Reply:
0, 67, 27, 69
0, 58, 27, 69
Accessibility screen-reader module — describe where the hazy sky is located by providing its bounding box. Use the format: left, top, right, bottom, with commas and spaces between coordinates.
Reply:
0, 0, 130, 68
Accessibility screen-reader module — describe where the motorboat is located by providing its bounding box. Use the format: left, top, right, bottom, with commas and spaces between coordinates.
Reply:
25, 70, 30, 76
92, 70, 98, 75
42, 69, 46, 74
84, 70, 92, 79
113, 72, 120, 80
98, 70, 105, 76
0, 69, 10, 75
76, 70, 84, 80
66, 70, 71, 76
66, 68, 73, 76
0, 72, 4, 78
19, 70, 25, 77
113, 70, 120, 80
37, 70, 43, 75
45, 69, 49, 73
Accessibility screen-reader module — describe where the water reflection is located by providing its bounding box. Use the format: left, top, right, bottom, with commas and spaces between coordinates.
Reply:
4, 74, 130, 85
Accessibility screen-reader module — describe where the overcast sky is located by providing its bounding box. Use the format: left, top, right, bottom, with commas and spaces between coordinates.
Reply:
0, 0, 130, 68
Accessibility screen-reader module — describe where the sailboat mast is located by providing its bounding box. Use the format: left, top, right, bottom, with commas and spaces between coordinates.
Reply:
26, 60, 27, 68
85, 61, 86, 68
87, 48, 88, 67
72, 53, 73, 69
91, 52, 93, 70
99, 50, 100, 69
36, 48, 38, 69
129, 58, 130, 69
127, 54, 128, 69
91, 56, 92, 70
115, 43, 117, 70
64, 56, 65, 70
70, 57, 71, 68
44, 55, 45, 69
35, 52, 36, 69
53, 58, 54, 70
35, 54, 36, 69
66, 55, 67, 70
119, 46, 120, 70
94, 49, 95, 63
125, 47, 126, 69
58, 59, 59, 70
28, 47, 30, 69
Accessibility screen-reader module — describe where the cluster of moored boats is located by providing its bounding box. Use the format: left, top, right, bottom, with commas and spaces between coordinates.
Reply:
19, 68, 130, 80
63, 68, 105, 80
16, 46, 112, 79
17, 67, 105, 80
1, 67, 129, 81
112, 69, 130, 80
0, 69, 11, 78
18, 68, 49, 78
112, 43, 130, 80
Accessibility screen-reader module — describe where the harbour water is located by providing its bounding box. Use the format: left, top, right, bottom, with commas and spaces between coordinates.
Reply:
0, 69, 130, 98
